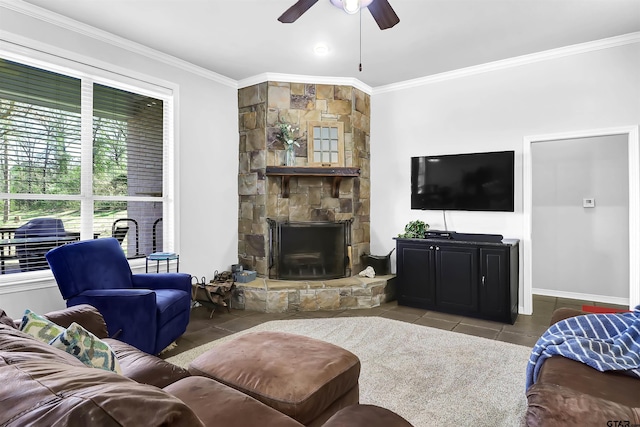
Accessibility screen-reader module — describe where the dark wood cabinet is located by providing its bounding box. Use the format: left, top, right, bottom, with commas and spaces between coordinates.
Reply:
396, 242, 436, 308
396, 237, 518, 324
435, 245, 479, 313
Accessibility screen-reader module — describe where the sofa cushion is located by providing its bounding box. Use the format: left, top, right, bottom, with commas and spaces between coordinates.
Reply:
164, 376, 304, 427
0, 355, 203, 427
323, 404, 414, 427
44, 304, 109, 338
19, 309, 66, 343
105, 337, 190, 388
0, 309, 16, 329
0, 324, 86, 367
50, 322, 121, 374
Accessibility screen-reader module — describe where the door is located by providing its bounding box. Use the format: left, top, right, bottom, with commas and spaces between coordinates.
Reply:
531, 135, 629, 301
435, 244, 478, 313
479, 247, 508, 320
396, 241, 435, 308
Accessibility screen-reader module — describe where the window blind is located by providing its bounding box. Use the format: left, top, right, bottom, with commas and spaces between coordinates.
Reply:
0, 59, 82, 196
92, 84, 164, 257
0, 57, 170, 273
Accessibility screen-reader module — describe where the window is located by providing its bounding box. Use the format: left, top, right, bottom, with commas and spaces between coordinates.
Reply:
0, 58, 170, 274
307, 121, 344, 167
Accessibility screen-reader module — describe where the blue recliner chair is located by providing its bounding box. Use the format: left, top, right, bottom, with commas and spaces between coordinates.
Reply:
45, 237, 191, 355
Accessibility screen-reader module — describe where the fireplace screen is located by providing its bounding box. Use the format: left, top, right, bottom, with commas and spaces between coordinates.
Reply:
268, 220, 351, 280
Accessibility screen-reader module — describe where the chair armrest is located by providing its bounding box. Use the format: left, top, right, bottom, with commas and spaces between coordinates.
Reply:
69, 289, 158, 353
132, 273, 192, 294
44, 304, 109, 338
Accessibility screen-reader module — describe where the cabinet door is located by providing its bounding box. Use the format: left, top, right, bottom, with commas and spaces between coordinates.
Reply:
396, 242, 435, 308
434, 245, 478, 313
479, 247, 509, 319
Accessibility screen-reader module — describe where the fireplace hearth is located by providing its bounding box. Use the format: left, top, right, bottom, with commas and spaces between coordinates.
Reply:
268, 219, 352, 280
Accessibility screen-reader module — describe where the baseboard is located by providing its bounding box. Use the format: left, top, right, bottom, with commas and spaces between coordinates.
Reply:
532, 288, 630, 307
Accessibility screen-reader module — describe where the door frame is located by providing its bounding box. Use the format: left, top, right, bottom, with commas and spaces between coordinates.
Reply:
522, 125, 640, 315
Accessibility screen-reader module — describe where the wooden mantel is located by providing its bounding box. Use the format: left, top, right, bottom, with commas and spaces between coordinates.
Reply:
265, 166, 360, 198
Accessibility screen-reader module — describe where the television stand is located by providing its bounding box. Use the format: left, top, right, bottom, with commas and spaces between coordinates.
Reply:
394, 236, 519, 324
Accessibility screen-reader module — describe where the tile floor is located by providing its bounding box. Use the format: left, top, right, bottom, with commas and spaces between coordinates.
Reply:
159, 294, 628, 359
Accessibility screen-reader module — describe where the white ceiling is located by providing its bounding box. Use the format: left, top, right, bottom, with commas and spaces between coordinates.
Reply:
18, 0, 640, 88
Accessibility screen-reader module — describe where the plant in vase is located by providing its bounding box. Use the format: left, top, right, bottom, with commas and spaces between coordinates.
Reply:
398, 220, 429, 238
275, 121, 304, 166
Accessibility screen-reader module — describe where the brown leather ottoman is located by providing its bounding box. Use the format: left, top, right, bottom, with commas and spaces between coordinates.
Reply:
188, 331, 361, 427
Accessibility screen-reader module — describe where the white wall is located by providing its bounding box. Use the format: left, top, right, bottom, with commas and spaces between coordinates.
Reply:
370, 42, 640, 310
532, 135, 629, 300
0, 6, 239, 318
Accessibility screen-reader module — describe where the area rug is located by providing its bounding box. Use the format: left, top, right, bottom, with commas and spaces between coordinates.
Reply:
165, 317, 530, 427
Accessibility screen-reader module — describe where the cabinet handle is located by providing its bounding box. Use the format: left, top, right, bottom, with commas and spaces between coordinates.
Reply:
482, 276, 485, 286
435, 246, 440, 251
429, 246, 434, 250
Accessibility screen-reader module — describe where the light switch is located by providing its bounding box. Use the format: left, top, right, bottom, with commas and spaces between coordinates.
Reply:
583, 198, 595, 208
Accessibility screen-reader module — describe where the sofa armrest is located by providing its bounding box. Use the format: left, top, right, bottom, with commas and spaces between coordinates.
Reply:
549, 308, 587, 326
44, 304, 109, 338
526, 382, 640, 427
132, 273, 192, 293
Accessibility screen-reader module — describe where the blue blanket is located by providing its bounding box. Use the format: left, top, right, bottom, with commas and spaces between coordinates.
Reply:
526, 307, 640, 390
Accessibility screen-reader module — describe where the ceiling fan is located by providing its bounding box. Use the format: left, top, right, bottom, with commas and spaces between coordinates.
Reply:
278, 0, 400, 30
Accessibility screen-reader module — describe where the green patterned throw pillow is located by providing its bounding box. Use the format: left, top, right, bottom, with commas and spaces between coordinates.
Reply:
19, 309, 66, 344
49, 322, 122, 374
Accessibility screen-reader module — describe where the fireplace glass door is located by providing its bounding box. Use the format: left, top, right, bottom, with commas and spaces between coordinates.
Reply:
272, 221, 349, 280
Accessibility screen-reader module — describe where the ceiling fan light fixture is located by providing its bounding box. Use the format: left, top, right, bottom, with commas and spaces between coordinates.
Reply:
329, 0, 374, 15
342, 0, 360, 14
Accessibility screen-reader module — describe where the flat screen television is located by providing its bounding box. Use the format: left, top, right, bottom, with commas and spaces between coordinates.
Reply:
411, 150, 514, 212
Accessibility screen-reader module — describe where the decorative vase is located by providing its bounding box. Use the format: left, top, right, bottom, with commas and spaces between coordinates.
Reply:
285, 147, 295, 166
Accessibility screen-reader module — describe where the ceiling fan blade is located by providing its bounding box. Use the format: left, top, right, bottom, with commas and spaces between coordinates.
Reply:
367, 0, 400, 30
278, 0, 320, 23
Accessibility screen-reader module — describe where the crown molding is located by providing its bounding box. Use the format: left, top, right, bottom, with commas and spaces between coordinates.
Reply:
2, 1, 637, 95
373, 32, 640, 95
0, 0, 237, 88
238, 72, 372, 95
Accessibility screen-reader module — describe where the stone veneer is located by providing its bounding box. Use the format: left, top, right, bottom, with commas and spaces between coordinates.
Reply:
237, 81, 371, 278
231, 275, 396, 313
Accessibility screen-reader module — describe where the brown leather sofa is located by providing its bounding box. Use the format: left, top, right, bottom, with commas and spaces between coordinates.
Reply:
525, 307, 640, 426
0, 305, 413, 427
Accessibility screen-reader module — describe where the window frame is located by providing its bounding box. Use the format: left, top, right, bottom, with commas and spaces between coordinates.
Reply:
0, 45, 176, 280
306, 121, 345, 167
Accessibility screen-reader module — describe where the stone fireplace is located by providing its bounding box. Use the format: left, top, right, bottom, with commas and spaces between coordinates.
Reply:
238, 81, 371, 278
